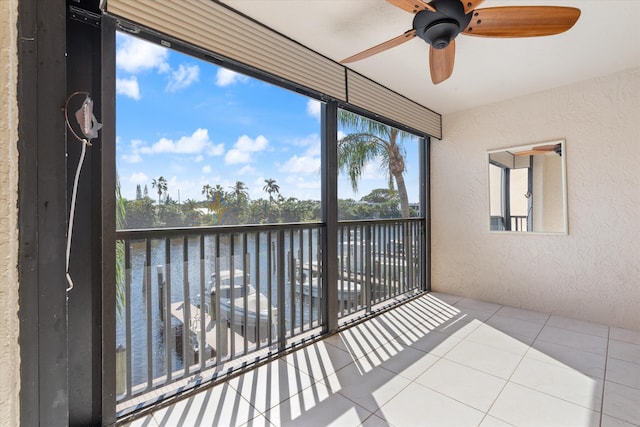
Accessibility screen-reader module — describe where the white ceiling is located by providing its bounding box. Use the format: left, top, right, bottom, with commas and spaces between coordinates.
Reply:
221, 0, 640, 115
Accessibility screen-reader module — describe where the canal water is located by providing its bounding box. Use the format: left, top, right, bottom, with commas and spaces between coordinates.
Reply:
116, 230, 323, 392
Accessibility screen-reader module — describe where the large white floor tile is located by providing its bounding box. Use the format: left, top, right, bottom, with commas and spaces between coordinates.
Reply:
465, 323, 533, 356
122, 294, 640, 427
510, 356, 603, 410
494, 305, 550, 325
376, 382, 485, 427
479, 415, 516, 427
600, 414, 640, 427
453, 307, 500, 322
122, 415, 158, 427
329, 363, 411, 413
377, 344, 439, 380
610, 327, 640, 345
360, 413, 392, 427
404, 329, 462, 356
547, 315, 610, 338
608, 339, 640, 365
152, 383, 259, 427
433, 315, 483, 338
263, 379, 372, 427
536, 325, 608, 356
241, 414, 275, 427
489, 382, 600, 427
391, 300, 449, 328
283, 340, 355, 381
443, 339, 524, 379
485, 314, 545, 340
454, 297, 503, 313
415, 358, 506, 412
606, 357, 640, 390
426, 292, 464, 306
228, 359, 316, 413
369, 310, 421, 338
602, 381, 640, 425
527, 339, 607, 379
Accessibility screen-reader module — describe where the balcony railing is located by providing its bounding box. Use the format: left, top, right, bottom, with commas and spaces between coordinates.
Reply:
115, 218, 424, 410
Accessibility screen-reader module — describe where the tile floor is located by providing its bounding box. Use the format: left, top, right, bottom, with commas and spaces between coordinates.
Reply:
123, 293, 640, 427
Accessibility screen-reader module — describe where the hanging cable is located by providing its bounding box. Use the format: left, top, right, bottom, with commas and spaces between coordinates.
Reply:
64, 91, 102, 292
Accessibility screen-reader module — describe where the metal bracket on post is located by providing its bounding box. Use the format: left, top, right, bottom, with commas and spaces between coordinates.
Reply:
69, 5, 102, 28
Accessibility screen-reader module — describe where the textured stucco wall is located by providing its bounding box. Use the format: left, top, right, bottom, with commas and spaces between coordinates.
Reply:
0, 0, 20, 425
433, 67, 640, 330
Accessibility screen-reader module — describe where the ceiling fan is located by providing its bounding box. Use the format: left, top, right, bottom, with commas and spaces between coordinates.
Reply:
341, 0, 580, 84
514, 143, 562, 157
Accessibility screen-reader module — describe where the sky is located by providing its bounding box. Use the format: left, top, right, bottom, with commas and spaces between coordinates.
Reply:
115, 32, 421, 203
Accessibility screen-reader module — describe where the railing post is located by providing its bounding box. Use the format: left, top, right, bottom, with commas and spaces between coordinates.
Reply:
277, 230, 286, 350
115, 344, 126, 396
157, 266, 164, 322
364, 224, 372, 312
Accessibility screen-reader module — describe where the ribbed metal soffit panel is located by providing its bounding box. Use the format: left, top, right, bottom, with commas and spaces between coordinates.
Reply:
104, 0, 442, 138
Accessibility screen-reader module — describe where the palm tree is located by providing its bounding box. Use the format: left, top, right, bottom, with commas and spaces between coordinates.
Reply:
338, 110, 415, 218
263, 178, 280, 203
229, 181, 249, 204
212, 184, 226, 202
201, 184, 213, 201
151, 176, 168, 205
181, 198, 202, 226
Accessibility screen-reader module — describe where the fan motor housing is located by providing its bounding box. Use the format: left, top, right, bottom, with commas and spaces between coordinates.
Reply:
413, 0, 472, 49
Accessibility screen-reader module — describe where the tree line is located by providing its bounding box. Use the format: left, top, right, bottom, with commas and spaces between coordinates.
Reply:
120, 110, 418, 229
120, 178, 412, 229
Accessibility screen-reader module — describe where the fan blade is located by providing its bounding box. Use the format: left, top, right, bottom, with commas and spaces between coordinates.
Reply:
514, 150, 543, 157
429, 40, 455, 84
514, 144, 561, 156
463, 6, 581, 37
341, 30, 416, 64
387, 0, 436, 14
461, 0, 485, 14
533, 144, 560, 151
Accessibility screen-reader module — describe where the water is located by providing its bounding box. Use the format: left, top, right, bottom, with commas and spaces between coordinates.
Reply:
116, 229, 321, 391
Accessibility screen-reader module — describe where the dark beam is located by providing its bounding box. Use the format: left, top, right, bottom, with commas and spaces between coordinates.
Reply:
18, 0, 69, 425
66, 5, 107, 424
321, 101, 339, 333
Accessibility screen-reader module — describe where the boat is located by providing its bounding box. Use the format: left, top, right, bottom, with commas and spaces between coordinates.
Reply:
209, 270, 276, 342
294, 262, 362, 308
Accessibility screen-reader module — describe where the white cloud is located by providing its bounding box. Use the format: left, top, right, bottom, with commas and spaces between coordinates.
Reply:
280, 155, 320, 175
129, 172, 148, 185
206, 144, 225, 156
361, 159, 382, 180
216, 68, 249, 87
116, 35, 169, 73
306, 99, 321, 121
116, 77, 141, 100
225, 149, 251, 165
224, 135, 269, 165
238, 165, 256, 175
122, 153, 142, 163
166, 64, 199, 92
285, 175, 320, 189
138, 128, 224, 156
292, 133, 321, 156
202, 165, 212, 174
195, 155, 204, 163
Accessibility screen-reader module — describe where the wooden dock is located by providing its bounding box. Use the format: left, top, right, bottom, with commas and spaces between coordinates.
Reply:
170, 301, 244, 358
